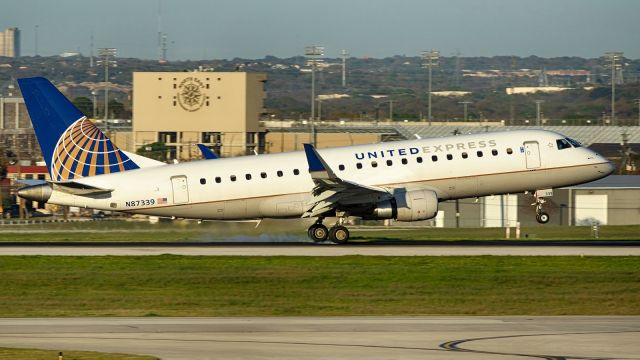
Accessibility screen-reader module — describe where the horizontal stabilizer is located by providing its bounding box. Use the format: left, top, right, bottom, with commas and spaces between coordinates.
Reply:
50, 181, 113, 196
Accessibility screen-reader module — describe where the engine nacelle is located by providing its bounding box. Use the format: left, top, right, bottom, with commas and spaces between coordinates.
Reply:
372, 189, 438, 222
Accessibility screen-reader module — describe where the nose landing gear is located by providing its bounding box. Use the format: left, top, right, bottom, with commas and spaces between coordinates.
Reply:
536, 211, 550, 224
531, 191, 551, 224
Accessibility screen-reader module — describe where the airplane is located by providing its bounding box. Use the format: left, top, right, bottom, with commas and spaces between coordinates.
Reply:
17, 77, 614, 243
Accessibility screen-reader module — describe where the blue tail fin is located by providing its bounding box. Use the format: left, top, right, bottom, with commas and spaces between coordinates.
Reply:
18, 77, 139, 181
197, 143, 219, 159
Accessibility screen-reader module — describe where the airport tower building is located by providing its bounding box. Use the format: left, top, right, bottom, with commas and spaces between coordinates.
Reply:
133, 72, 267, 159
0, 27, 20, 57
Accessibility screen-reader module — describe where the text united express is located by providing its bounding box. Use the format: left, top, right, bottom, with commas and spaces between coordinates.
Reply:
354, 140, 497, 160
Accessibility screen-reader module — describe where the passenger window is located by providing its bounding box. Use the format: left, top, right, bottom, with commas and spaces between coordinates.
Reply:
260, 172, 267, 179
477, 151, 483, 157
556, 139, 572, 150
277, 170, 283, 177
446, 154, 453, 160
386, 159, 393, 166
462, 152, 468, 159
245, 174, 252, 180
215, 177, 221, 183
356, 163, 363, 169
506, 148, 513, 155
293, 169, 300, 175
200, 178, 206, 185
417, 157, 423, 163
230, 175, 236, 182
492, 149, 498, 156
401, 158, 408, 165
431, 155, 438, 162
338, 164, 345, 171
371, 161, 378, 168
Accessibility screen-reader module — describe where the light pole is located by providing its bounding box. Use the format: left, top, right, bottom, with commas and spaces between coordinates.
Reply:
458, 101, 472, 121
340, 49, 348, 87
604, 52, 623, 126
91, 91, 97, 119
305, 46, 324, 122
422, 49, 439, 124
534, 100, 544, 126
97, 48, 117, 133
382, 100, 394, 122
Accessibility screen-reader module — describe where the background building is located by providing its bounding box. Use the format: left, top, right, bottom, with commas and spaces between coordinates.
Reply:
0, 27, 20, 57
133, 72, 267, 159
0, 97, 39, 162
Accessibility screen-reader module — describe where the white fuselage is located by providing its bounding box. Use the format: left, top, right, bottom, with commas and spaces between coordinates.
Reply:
47, 130, 613, 220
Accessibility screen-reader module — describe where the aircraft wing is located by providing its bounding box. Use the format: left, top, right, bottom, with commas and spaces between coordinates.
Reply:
302, 144, 391, 218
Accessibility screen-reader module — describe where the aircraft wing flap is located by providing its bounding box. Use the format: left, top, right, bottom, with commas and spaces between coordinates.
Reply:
302, 143, 390, 218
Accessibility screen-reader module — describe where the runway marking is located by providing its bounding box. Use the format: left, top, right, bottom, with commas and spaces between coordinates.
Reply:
4, 331, 638, 359
439, 331, 640, 360
0, 334, 448, 354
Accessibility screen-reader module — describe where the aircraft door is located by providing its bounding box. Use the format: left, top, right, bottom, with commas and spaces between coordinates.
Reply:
171, 175, 190, 204
524, 141, 541, 169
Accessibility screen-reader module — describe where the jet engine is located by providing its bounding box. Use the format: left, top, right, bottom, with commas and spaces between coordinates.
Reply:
369, 189, 438, 222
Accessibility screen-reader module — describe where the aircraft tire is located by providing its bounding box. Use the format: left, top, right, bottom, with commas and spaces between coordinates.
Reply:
308, 224, 329, 242
329, 225, 350, 244
536, 212, 550, 224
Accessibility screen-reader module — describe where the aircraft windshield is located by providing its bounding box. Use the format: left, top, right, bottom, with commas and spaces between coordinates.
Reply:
565, 137, 582, 148
556, 139, 572, 150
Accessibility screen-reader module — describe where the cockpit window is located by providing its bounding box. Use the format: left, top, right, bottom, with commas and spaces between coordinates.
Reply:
556, 139, 572, 150
565, 137, 582, 148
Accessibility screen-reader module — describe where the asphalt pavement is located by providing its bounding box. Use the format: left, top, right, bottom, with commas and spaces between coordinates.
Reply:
0, 316, 637, 359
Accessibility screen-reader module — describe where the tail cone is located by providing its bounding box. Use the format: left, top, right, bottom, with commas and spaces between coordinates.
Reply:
17, 184, 52, 203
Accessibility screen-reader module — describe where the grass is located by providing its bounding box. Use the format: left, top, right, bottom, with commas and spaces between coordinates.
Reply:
0, 256, 638, 317
1, 220, 640, 242
0, 347, 156, 360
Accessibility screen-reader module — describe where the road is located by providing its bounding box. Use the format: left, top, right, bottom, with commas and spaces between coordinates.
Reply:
0, 317, 637, 359
1, 243, 639, 256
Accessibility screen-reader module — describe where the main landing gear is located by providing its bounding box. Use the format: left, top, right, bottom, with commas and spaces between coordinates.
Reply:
531, 194, 550, 224
307, 217, 351, 244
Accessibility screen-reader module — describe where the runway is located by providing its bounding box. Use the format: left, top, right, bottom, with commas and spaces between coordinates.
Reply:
0, 316, 637, 359
1, 242, 639, 256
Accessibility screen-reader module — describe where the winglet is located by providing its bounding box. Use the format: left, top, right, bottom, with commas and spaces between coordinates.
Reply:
197, 144, 219, 159
303, 143, 336, 179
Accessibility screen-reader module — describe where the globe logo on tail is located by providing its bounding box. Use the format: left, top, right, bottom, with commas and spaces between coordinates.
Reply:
51, 117, 137, 181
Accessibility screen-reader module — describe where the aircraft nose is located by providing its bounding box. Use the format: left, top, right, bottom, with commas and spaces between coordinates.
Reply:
597, 159, 615, 175
605, 160, 615, 175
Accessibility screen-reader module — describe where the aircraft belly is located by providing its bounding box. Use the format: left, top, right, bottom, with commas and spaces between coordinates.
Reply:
258, 193, 310, 218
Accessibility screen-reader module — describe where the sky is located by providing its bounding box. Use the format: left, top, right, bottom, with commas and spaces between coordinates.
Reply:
2, 0, 640, 60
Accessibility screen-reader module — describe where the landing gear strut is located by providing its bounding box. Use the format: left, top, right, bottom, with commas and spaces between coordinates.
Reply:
307, 215, 351, 244
531, 193, 550, 224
